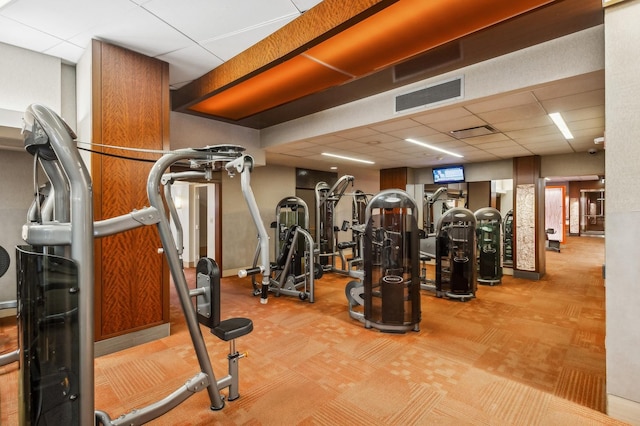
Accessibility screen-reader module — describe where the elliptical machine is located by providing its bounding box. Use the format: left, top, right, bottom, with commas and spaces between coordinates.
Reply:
435, 207, 477, 301
345, 189, 421, 333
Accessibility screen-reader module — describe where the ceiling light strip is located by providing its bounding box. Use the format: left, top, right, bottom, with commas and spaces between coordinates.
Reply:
322, 152, 374, 164
405, 138, 464, 158
548, 112, 574, 139
301, 53, 356, 78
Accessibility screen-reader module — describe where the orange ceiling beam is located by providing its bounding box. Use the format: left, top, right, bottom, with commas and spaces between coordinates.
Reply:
180, 0, 558, 121
173, 0, 393, 112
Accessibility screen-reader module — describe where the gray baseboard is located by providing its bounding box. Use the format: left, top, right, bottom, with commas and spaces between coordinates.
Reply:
513, 269, 544, 280
95, 323, 170, 357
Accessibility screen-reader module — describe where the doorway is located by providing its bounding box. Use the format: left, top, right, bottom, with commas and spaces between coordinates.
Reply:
580, 188, 605, 236
193, 183, 221, 267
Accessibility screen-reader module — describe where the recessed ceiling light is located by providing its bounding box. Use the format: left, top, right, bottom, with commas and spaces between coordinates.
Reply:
322, 152, 375, 164
330, 166, 337, 170
405, 138, 464, 158
548, 112, 574, 140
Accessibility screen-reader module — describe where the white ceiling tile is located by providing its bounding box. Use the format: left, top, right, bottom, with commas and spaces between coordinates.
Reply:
379, 140, 411, 150
412, 133, 458, 144
569, 117, 605, 131
518, 136, 568, 146
308, 135, 347, 144
386, 126, 438, 140
562, 106, 605, 122
0, 16, 61, 53
460, 133, 510, 145
541, 89, 604, 113
493, 115, 552, 132
353, 133, 399, 144
142, 0, 299, 42
157, 45, 223, 88
465, 91, 537, 114
529, 146, 573, 155
476, 102, 547, 124
370, 119, 421, 133
533, 71, 604, 101
518, 140, 571, 150
429, 115, 487, 133
460, 152, 502, 162
283, 141, 319, 150
43, 41, 85, 64
348, 144, 388, 154
1, 0, 136, 40
487, 146, 534, 157
470, 140, 520, 150
70, 7, 194, 58
200, 15, 297, 61
411, 107, 471, 126
325, 140, 368, 150
287, 148, 317, 157
335, 127, 380, 139
505, 125, 559, 140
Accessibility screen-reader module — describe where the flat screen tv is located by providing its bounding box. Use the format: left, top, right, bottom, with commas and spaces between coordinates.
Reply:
432, 165, 465, 184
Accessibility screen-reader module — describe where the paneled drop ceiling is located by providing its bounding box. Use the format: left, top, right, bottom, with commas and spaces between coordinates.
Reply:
0, 0, 605, 173
267, 71, 605, 171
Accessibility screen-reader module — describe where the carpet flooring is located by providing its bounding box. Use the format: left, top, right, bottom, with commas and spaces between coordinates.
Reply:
0, 235, 628, 425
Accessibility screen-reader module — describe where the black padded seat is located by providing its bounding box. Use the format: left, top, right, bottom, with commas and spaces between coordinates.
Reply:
337, 241, 357, 250
212, 317, 253, 341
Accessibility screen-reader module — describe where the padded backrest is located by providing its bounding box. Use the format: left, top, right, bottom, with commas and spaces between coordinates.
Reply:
0, 246, 9, 278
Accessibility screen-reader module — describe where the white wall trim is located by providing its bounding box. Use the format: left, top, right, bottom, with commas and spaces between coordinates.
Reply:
608, 394, 640, 425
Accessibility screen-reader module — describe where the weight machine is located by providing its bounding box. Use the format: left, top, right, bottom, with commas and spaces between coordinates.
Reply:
243, 196, 322, 302
419, 186, 465, 293
16, 104, 267, 425
474, 207, 502, 285
345, 189, 421, 333
314, 175, 354, 273
503, 209, 514, 267
435, 207, 477, 301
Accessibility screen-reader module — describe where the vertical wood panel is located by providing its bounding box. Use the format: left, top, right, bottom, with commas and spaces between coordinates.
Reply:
467, 181, 491, 212
380, 167, 407, 190
92, 41, 169, 340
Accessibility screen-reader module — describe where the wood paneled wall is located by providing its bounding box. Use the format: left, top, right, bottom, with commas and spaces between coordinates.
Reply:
467, 181, 491, 212
380, 167, 410, 190
91, 40, 170, 340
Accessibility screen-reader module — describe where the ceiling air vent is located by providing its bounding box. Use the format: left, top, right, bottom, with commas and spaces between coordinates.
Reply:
450, 125, 498, 139
395, 76, 463, 113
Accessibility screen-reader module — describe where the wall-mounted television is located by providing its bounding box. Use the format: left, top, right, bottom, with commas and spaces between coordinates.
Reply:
432, 165, 465, 184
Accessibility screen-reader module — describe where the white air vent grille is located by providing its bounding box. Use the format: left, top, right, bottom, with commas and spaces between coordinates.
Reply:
395, 77, 462, 113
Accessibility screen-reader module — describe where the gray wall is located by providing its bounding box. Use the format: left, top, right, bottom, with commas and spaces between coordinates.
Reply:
604, 1, 640, 422
0, 43, 70, 312
0, 151, 39, 309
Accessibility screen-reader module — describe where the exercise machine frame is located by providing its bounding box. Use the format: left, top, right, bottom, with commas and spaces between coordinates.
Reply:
434, 207, 477, 301
18, 104, 268, 425
314, 175, 354, 273
345, 189, 421, 333
475, 207, 503, 285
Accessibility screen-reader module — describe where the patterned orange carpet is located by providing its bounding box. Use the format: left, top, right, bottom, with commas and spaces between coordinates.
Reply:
0, 235, 627, 425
